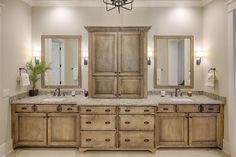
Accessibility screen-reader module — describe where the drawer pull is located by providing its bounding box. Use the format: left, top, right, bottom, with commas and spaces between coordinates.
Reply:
163, 108, 169, 111
21, 107, 27, 110
125, 109, 130, 112
125, 139, 130, 142
86, 121, 92, 124
208, 108, 214, 111
125, 121, 130, 124
105, 121, 111, 125
67, 108, 73, 111
105, 109, 111, 112
105, 138, 111, 142
86, 109, 92, 112
144, 121, 149, 125
57, 105, 62, 112
144, 109, 150, 112
86, 138, 91, 142
144, 139, 150, 142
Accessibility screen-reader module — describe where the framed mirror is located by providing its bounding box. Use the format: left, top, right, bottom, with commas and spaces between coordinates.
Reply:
154, 35, 194, 88
41, 35, 82, 88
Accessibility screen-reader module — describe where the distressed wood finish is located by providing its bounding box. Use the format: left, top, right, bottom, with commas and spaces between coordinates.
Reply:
177, 104, 200, 113
15, 104, 34, 113
119, 106, 155, 114
157, 104, 176, 113
48, 113, 79, 147
35, 104, 59, 113
15, 113, 47, 147
80, 106, 116, 114
156, 113, 188, 146
86, 26, 150, 98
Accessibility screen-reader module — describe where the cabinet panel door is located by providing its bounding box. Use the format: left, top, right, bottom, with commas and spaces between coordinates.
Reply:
119, 77, 143, 98
189, 113, 219, 147
92, 32, 117, 75
156, 113, 188, 147
92, 77, 117, 98
15, 113, 47, 146
118, 32, 143, 76
48, 113, 79, 146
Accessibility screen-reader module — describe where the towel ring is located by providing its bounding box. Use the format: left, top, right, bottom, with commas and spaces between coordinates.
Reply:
19, 68, 28, 77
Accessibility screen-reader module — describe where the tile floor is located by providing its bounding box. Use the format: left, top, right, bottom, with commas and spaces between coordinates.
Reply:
6, 148, 230, 157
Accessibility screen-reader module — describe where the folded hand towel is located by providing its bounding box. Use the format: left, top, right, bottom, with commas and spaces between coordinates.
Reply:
73, 67, 78, 81
205, 72, 215, 88
20, 73, 30, 87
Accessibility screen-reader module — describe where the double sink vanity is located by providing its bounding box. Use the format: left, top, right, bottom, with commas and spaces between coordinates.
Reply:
11, 93, 224, 153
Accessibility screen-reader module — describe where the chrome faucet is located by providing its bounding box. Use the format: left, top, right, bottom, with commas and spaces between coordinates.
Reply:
54, 87, 61, 96
175, 88, 182, 97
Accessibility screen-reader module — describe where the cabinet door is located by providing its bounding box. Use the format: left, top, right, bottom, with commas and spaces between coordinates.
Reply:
156, 113, 188, 147
15, 113, 47, 146
92, 32, 117, 75
118, 32, 143, 76
118, 77, 143, 98
92, 76, 117, 98
189, 113, 219, 147
48, 113, 79, 147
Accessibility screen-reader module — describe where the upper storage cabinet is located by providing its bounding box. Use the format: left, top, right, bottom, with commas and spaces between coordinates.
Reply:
154, 36, 194, 89
86, 27, 150, 98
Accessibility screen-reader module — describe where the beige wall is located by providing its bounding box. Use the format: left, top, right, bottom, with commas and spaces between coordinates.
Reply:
32, 7, 203, 91
0, 0, 32, 156
203, 0, 229, 154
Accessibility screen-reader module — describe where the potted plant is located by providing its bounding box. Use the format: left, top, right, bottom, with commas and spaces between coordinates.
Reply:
26, 60, 51, 96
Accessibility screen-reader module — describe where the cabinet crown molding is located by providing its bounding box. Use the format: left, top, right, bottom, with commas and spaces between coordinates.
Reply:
84, 26, 151, 32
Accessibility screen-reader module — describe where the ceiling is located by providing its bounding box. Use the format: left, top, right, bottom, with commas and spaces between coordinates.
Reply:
24, 0, 213, 7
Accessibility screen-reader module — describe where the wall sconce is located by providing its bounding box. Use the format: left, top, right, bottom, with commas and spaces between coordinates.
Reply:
33, 50, 41, 64
196, 57, 201, 65
84, 57, 88, 65
195, 50, 203, 66
147, 57, 151, 65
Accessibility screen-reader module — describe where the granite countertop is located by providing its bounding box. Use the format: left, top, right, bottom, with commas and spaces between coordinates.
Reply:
11, 95, 223, 106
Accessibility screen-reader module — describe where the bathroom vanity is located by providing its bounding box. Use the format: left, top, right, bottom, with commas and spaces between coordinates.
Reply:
11, 95, 224, 153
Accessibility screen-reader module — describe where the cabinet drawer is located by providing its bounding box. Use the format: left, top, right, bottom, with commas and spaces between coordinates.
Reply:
157, 105, 175, 113
81, 131, 116, 148
15, 105, 34, 113
35, 105, 59, 113
61, 105, 78, 113
201, 105, 220, 113
119, 115, 154, 130
177, 105, 200, 113
80, 106, 116, 114
119, 107, 155, 114
119, 131, 154, 148
81, 115, 116, 130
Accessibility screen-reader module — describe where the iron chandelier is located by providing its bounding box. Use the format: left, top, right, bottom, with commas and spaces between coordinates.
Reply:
103, 0, 134, 13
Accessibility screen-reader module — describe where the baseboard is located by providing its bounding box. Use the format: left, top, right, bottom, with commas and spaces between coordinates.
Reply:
223, 139, 230, 156
0, 139, 13, 157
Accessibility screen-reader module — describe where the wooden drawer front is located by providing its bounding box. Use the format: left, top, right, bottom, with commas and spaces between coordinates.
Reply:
35, 105, 59, 113
157, 105, 175, 113
61, 105, 78, 113
80, 106, 116, 114
119, 115, 154, 130
177, 105, 200, 113
81, 115, 116, 130
81, 131, 116, 148
119, 107, 155, 114
16, 105, 34, 113
201, 105, 220, 113
119, 131, 154, 148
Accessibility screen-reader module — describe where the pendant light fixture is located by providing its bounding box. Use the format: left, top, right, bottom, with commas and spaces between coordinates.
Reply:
103, 0, 134, 13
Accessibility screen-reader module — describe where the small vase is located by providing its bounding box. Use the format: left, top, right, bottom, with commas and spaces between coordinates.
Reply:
29, 89, 39, 97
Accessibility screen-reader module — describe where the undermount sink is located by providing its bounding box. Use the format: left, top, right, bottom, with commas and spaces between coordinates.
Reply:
171, 98, 193, 102
43, 98, 65, 102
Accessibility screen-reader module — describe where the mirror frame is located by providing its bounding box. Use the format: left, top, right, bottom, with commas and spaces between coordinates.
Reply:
154, 35, 194, 89
41, 35, 82, 89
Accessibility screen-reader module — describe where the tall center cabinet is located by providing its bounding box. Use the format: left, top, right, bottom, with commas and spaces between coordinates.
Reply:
85, 27, 151, 98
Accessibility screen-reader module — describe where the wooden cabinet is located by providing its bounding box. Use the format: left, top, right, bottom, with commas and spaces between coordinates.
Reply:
14, 113, 47, 147
156, 113, 188, 147
48, 113, 79, 147
86, 27, 150, 98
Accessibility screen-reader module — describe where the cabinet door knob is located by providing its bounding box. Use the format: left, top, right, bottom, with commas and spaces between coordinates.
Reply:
86, 138, 91, 142
86, 109, 92, 112
144, 121, 149, 125
125, 139, 130, 142
57, 105, 62, 112
105, 121, 111, 125
105, 138, 111, 142
86, 121, 92, 124
125, 121, 130, 124
144, 139, 150, 142
105, 109, 111, 112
